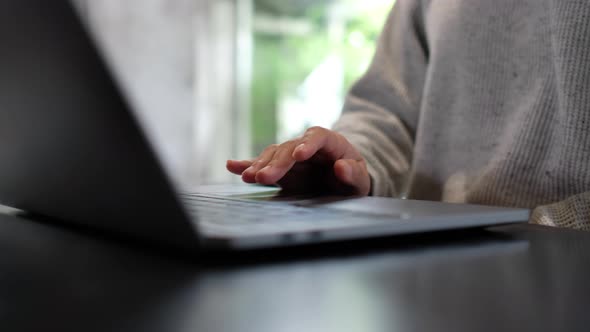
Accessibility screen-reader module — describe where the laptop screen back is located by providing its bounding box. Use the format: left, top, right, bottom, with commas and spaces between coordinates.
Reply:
0, 0, 199, 250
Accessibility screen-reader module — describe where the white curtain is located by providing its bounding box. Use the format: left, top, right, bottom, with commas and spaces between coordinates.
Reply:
73, 0, 252, 188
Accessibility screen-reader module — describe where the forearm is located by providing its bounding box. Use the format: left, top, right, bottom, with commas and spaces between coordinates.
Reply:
334, 100, 413, 197
332, 0, 427, 197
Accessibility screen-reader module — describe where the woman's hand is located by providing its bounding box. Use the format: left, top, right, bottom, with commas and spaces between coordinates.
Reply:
227, 127, 370, 196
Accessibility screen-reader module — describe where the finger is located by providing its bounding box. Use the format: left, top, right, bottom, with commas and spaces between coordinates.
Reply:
292, 127, 360, 162
333, 159, 370, 196
255, 141, 299, 184
241, 145, 278, 183
226, 159, 253, 175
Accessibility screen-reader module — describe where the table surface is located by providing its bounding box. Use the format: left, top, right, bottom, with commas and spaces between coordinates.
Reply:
1, 207, 589, 332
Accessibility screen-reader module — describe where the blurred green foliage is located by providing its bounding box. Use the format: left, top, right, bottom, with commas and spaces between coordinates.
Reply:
251, 0, 393, 153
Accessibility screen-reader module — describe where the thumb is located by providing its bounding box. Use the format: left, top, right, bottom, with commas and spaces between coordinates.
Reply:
333, 159, 370, 196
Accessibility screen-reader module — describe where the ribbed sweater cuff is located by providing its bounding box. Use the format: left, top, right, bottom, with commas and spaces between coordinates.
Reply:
530, 192, 590, 230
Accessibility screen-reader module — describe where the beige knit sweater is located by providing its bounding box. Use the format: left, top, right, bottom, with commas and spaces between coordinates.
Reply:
333, 0, 590, 230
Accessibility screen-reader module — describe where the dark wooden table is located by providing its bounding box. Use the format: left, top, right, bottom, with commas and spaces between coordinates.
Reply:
1, 209, 589, 332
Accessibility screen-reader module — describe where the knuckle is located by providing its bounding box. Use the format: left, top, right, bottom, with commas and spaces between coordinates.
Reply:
281, 139, 298, 148
336, 133, 349, 147
262, 144, 279, 154
305, 126, 327, 136
268, 154, 290, 167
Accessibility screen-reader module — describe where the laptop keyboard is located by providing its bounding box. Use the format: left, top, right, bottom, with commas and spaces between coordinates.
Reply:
180, 194, 407, 236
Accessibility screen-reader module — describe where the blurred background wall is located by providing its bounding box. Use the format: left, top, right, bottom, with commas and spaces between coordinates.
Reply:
72, 0, 391, 187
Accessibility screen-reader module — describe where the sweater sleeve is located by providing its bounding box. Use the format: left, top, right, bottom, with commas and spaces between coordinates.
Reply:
332, 0, 428, 197
531, 192, 590, 231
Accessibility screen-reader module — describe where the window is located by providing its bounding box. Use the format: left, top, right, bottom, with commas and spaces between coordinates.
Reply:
250, 0, 392, 153
76, 0, 392, 186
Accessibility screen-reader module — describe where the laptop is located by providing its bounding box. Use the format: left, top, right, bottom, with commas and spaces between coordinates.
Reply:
0, 0, 529, 252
